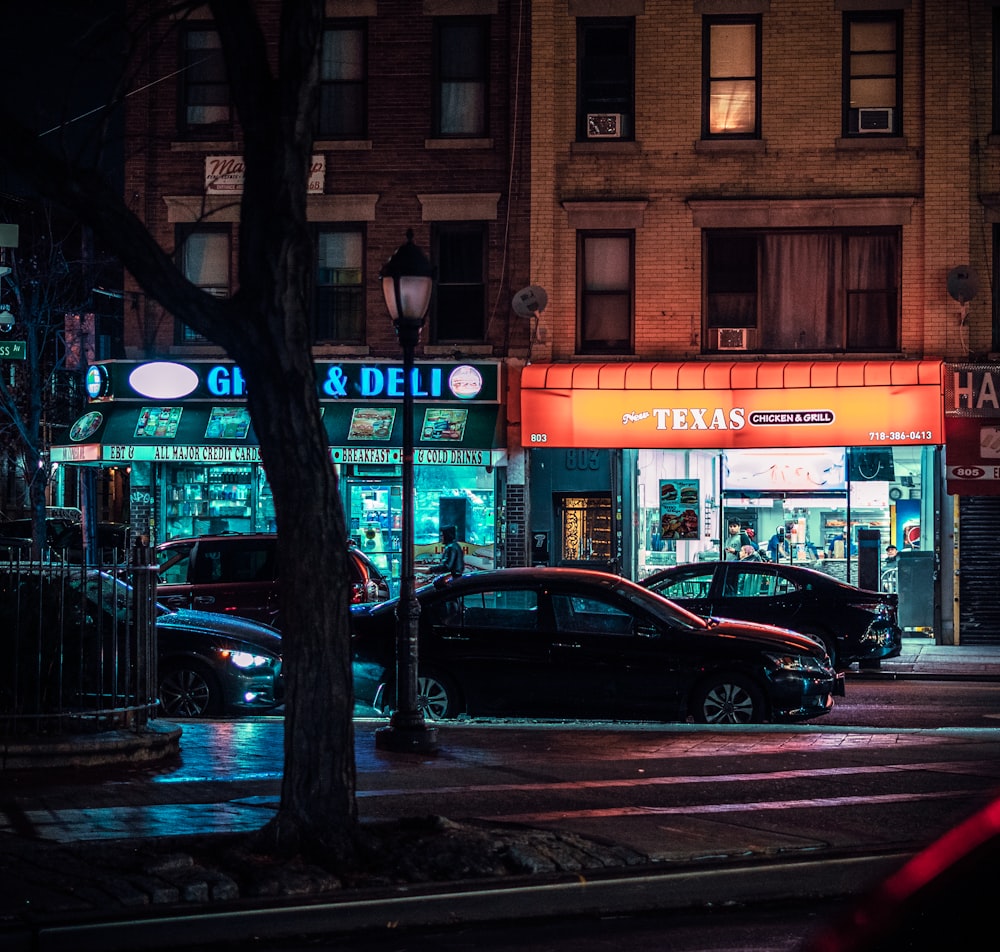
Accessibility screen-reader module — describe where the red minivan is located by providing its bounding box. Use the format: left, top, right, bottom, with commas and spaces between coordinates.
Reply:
155, 533, 389, 628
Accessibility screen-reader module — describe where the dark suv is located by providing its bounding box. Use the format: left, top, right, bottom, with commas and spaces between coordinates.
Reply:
155, 533, 390, 627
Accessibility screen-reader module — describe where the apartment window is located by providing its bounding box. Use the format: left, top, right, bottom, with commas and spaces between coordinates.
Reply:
578, 232, 633, 354
704, 229, 900, 353
177, 228, 230, 343
577, 19, 634, 141
843, 12, 901, 137
431, 224, 486, 342
179, 28, 230, 134
315, 227, 364, 343
434, 18, 488, 137
318, 22, 367, 139
703, 16, 760, 138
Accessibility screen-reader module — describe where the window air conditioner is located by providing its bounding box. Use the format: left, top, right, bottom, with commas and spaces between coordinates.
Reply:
586, 113, 623, 139
715, 327, 748, 351
857, 107, 893, 133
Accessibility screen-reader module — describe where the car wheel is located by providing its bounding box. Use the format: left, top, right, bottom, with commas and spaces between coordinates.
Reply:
818, 636, 838, 669
159, 662, 223, 717
690, 673, 765, 725
416, 669, 460, 720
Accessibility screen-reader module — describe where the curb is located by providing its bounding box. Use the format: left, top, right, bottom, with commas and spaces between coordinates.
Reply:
11, 849, 913, 952
0, 723, 181, 770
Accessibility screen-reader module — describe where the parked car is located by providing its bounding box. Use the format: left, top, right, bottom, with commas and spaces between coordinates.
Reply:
156, 604, 283, 717
639, 561, 901, 668
155, 533, 390, 627
0, 566, 283, 718
2, 517, 131, 563
351, 567, 843, 725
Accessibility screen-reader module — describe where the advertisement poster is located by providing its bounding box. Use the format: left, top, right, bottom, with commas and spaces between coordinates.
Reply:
348, 407, 395, 441
204, 406, 252, 439
659, 479, 700, 540
421, 408, 468, 441
134, 406, 183, 439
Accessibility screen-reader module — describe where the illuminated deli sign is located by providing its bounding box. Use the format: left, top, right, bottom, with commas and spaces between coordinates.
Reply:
944, 363, 1000, 495
90, 360, 499, 403
520, 361, 944, 450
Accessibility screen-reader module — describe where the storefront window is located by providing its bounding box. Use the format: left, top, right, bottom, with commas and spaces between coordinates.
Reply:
162, 464, 258, 539
343, 463, 496, 596
634, 446, 935, 591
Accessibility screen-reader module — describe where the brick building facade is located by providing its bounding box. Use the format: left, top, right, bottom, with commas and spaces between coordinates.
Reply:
117, 0, 534, 569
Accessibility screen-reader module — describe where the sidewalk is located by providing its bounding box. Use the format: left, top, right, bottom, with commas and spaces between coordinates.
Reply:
2, 638, 999, 952
859, 638, 1000, 680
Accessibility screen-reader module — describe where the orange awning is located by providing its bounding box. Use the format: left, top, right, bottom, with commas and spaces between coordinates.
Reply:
520, 359, 944, 450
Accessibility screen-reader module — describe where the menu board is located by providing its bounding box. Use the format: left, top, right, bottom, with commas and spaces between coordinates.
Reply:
205, 406, 252, 439
134, 406, 183, 439
348, 407, 395, 441
421, 408, 468, 442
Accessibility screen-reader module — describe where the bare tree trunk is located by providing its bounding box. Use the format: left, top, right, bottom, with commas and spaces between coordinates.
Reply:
0, 0, 363, 863
241, 354, 359, 858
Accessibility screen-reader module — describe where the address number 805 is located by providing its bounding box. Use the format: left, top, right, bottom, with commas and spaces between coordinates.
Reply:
529, 433, 548, 443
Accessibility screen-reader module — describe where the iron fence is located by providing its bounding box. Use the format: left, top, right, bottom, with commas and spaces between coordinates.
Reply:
0, 545, 159, 737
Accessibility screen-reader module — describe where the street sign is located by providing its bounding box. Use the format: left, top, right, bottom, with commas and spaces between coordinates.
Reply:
0, 341, 26, 360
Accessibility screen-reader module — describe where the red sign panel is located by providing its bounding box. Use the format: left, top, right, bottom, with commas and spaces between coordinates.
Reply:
944, 363, 1000, 496
521, 361, 943, 452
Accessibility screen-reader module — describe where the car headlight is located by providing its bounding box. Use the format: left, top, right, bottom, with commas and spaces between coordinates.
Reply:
765, 652, 828, 673
224, 650, 274, 669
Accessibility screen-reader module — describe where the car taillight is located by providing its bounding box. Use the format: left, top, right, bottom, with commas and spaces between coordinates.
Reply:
856, 599, 897, 621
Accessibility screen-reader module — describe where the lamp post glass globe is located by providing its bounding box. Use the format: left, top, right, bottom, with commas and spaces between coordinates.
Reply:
375, 231, 438, 755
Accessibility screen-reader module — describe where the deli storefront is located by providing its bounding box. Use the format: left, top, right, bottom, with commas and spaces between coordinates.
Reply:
52, 359, 505, 593
521, 360, 945, 637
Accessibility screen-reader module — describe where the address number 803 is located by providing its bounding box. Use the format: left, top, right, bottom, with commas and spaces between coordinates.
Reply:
529, 433, 548, 443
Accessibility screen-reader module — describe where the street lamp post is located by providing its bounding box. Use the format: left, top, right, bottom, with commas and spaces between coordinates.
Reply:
374, 230, 439, 754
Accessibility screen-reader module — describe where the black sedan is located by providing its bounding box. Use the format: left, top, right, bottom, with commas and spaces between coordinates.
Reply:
156, 605, 283, 717
1, 567, 283, 719
351, 567, 843, 725
639, 561, 901, 668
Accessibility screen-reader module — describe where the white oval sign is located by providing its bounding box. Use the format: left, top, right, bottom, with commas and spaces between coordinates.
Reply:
128, 362, 200, 400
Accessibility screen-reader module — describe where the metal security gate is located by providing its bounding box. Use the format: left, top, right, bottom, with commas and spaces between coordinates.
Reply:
958, 496, 1000, 645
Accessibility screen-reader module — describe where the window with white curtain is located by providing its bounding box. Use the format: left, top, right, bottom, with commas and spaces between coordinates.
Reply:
578, 232, 633, 354
434, 17, 488, 137
704, 229, 900, 353
703, 16, 760, 138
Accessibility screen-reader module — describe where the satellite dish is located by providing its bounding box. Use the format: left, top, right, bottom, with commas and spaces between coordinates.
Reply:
947, 266, 980, 304
512, 285, 549, 318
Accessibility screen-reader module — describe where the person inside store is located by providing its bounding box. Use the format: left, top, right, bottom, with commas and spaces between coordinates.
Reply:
885, 544, 898, 564
428, 524, 465, 578
724, 519, 744, 560
766, 526, 789, 563
827, 529, 857, 557
739, 543, 764, 561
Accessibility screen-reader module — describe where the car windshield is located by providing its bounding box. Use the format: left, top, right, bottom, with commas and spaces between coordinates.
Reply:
612, 579, 709, 630
74, 570, 171, 620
